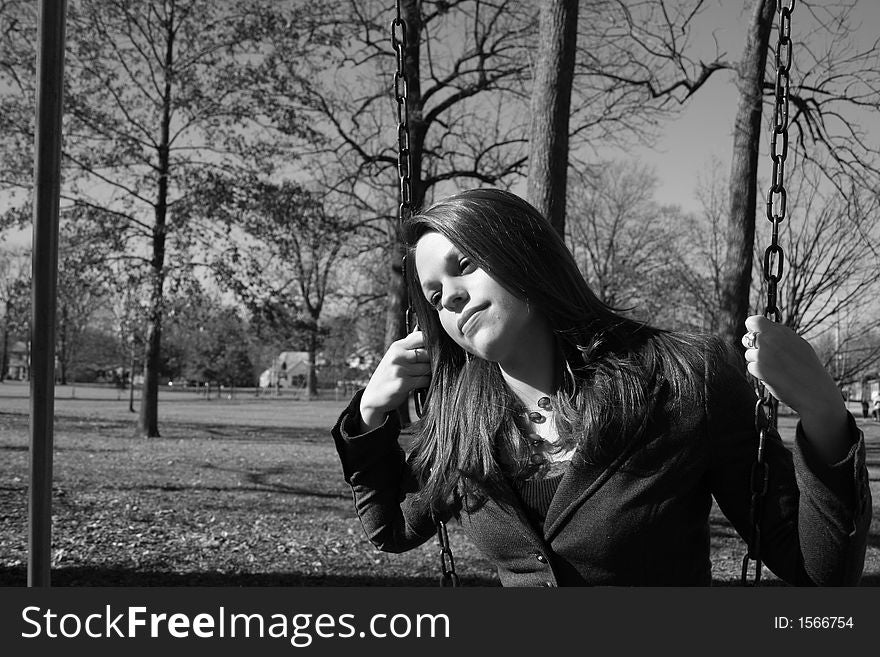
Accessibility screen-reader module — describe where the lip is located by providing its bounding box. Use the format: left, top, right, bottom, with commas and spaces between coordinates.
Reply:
458, 303, 489, 335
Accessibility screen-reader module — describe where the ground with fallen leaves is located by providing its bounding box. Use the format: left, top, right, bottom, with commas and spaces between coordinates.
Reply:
1, 382, 877, 586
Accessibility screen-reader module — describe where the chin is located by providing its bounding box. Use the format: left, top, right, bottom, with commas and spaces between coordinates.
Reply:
464, 341, 506, 363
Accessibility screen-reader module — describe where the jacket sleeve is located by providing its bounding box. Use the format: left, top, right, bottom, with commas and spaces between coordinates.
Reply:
331, 389, 439, 553
706, 353, 871, 586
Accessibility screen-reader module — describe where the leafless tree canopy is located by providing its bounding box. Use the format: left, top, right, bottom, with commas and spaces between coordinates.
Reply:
566, 161, 694, 328
1, 0, 879, 396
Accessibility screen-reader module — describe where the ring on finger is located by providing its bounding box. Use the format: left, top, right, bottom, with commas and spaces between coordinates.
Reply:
742, 331, 758, 350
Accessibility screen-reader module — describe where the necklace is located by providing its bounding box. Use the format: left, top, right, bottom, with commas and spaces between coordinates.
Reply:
525, 395, 552, 423
511, 395, 578, 474
512, 396, 555, 467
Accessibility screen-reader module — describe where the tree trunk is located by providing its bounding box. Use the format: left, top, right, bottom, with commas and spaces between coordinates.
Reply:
128, 342, 136, 413
306, 317, 319, 400
385, 0, 425, 349
526, 0, 579, 237
139, 266, 164, 436
138, 17, 175, 438
1, 317, 8, 382
386, 0, 426, 425
719, 0, 776, 347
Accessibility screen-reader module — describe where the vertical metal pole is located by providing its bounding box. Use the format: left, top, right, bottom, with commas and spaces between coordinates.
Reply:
29, 0, 67, 588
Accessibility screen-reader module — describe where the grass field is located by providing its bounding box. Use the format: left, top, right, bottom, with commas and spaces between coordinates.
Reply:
1, 380, 878, 586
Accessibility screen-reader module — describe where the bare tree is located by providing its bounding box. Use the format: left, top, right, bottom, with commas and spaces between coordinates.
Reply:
719, 0, 777, 348
812, 320, 880, 392
532, 0, 747, 238
570, 0, 734, 156
752, 163, 880, 381
566, 160, 690, 326
678, 158, 734, 333
682, 154, 880, 382
716, 0, 880, 347
527, 0, 579, 235
243, 0, 752, 352
244, 0, 536, 356
563, 1, 880, 348
782, 2, 880, 203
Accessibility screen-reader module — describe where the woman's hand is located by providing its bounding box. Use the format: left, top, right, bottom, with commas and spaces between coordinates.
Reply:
742, 315, 850, 463
359, 330, 432, 432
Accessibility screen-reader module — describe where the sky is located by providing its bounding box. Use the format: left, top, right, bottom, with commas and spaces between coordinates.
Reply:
4, 1, 880, 244
625, 2, 752, 212
618, 0, 880, 214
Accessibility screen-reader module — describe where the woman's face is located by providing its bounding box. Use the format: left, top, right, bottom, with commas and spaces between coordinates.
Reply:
414, 231, 551, 365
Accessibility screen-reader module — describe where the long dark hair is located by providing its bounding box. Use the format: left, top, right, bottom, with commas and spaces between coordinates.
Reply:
401, 188, 724, 513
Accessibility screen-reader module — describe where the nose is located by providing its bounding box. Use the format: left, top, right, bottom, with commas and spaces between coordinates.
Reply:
440, 281, 468, 310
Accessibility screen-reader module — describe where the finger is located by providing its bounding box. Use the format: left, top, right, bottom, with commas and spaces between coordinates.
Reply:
399, 330, 425, 349
745, 361, 763, 381
400, 346, 429, 363
743, 347, 759, 363
744, 314, 773, 333
402, 362, 432, 377
746, 361, 781, 399
407, 347, 431, 363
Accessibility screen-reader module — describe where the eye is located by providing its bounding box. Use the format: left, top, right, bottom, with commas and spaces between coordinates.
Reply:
425, 255, 475, 311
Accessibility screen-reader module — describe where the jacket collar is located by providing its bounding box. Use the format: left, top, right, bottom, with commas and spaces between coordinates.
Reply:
489, 446, 628, 547
543, 448, 628, 540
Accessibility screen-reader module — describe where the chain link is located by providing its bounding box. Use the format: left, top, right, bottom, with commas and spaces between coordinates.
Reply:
393, 0, 454, 586
763, 0, 793, 323
437, 519, 460, 587
392, 3, 427, 418
742, 0, 794, 587
391, 10, 412, 228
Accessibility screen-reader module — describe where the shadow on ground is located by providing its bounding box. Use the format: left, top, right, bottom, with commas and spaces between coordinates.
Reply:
4, 566, 878, 587
0, 566, 500, 587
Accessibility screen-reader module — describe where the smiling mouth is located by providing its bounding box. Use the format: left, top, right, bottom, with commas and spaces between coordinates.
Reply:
458, 304, 488, 335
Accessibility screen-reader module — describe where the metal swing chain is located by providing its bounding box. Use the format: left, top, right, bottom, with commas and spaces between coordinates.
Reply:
741, 0, 794, 587
391, 0, 458, 588
437, 513, 460, 587
391, 3, 426, 416
391, 3, 412, 229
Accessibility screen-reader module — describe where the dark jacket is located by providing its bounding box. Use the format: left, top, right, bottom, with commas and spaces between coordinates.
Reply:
332, 359, 871, 586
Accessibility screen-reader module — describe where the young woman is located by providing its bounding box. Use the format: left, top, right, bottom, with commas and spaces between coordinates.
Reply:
331, 188, 870, 586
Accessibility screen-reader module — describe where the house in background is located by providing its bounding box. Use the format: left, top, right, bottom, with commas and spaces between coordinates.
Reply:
258, 351, 311, 389
4, 341, 29, 380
